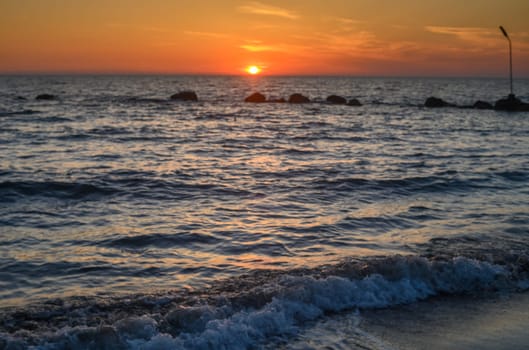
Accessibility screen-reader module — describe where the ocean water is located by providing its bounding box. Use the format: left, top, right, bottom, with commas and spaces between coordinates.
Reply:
0, 75, 528, 349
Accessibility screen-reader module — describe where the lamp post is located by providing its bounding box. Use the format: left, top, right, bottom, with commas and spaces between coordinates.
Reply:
499, 26, 513, 97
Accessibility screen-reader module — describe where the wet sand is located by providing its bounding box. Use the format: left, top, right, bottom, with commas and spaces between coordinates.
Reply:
360, 291, 529, 350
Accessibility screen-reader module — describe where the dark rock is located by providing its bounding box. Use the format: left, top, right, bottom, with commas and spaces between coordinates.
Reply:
473, 100, 493, 110
494, 94, 529, 112
326, 95, 347, 104
424, 97, 451, 108
170, 91, 198, 101
244, 92, 266, 103
347, 98, 362, 106
288, 93, 310, 104
35, 94, 57, 100
16, 96, 27, 100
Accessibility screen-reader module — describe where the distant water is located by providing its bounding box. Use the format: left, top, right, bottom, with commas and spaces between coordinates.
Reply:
1, 75, 528, 349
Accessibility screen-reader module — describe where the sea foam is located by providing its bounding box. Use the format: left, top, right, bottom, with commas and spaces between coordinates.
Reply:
2, 255, 526, 349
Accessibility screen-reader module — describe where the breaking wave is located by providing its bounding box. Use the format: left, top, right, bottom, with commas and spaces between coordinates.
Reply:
1, 254, 528, 349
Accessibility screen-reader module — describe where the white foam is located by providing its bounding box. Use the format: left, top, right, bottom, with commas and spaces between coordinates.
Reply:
10, 256, 521, 349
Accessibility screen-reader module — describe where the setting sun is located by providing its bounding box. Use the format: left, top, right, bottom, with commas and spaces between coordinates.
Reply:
247, 66, 261, 75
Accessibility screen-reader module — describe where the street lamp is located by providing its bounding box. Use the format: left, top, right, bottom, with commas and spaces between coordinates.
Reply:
499, 26, 513, 97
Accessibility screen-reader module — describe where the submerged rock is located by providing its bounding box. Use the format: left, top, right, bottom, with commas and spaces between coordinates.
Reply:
288, 93, 310, 104
244, 92, 266, 103
35, 94, 57, 100
424, 97, 451, 108
326, 95, 347, 104
347, 98, 362, 106
473, 101, 493, 110
494, 94, 529, 112
268, 97, 286, 103
170, 91, 198, 101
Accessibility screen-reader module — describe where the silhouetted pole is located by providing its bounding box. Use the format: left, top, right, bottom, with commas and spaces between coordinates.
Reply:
499, 26, 513, 97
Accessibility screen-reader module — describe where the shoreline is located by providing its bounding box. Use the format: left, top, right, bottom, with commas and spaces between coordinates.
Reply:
360, 291, 529, 350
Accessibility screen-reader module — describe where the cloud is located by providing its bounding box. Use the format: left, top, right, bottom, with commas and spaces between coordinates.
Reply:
325, 17, 364, 26
292, 31, 384, 57
423, 26, 529, 53
321, 17, 365, 34
239, 39, 310, 53
425, 26, 497, 43
238, 2, 299, 20
240, 44, 280, 52
184, 31, 230, 39
239, 41, 289, 52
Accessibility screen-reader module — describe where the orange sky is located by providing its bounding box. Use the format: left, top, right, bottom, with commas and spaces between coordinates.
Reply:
1, 0, 529, 76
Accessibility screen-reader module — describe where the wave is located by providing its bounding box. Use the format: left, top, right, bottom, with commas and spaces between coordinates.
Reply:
39, 116, 74, 123
0, 260, 116, 279
497, 170, 529, 182
0, 180, 116, 201
100, 232, 222, 249
1, 254, 527, 349
0, 109, 41, 117
0, 110, 72, 123
0, 177, 255, 202
311, 174, 508, 195
2, 171, 514, 203
279, 147, 323, 156
80, 95, 171, 105
124, 97, 169, 104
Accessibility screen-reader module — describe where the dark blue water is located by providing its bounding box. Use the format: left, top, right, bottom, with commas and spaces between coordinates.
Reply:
1, 76, 528, 349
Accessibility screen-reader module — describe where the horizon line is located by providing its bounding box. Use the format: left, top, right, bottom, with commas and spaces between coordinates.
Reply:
1, 72, 528, 79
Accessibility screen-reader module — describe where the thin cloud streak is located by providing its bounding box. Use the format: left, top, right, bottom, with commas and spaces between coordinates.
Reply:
424, 26, 529, 52
324, 16, 364, 26
426, 26, 493, 37
425, 26, 498, 45
184, 31, 230, 38
240, 44, 280, 52
238, 2, 299, 20
240, 42, 307, 53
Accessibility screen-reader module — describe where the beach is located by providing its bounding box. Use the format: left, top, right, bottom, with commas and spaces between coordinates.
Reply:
361, 292, 529, 350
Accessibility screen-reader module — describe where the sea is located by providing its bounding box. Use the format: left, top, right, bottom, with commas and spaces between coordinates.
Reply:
0, 75, 528, 349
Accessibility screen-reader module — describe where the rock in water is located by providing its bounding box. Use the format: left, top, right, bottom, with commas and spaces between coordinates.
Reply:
424, 97, 451, 108
36, 94, 57, 100
288, 93, 310, 103
494, 94, 529, 112
326, 95, 347, 104
244, 92, 266, 103
347, 98, 362, 106
473, 101, 493, 110
170, 91, 198, 101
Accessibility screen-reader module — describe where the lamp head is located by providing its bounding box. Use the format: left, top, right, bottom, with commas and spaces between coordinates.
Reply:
499, 26, 509, 39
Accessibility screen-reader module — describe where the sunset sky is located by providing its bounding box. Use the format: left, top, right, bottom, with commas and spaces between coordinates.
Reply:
1, 0, 529, 76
